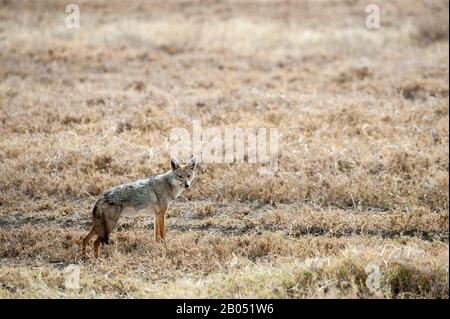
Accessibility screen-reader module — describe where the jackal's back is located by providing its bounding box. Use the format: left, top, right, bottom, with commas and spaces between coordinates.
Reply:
102, 177, 158, 208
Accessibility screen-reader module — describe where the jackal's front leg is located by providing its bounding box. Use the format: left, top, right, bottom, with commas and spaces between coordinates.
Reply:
154, 212, 165, 242
159, 212, 166, 240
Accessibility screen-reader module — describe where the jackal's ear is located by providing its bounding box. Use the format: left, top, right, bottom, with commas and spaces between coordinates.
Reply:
187, 156, 197, 171
170, 157, 180, 170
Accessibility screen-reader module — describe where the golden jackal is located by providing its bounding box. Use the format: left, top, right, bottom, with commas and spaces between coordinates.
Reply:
82, 157, 197, 258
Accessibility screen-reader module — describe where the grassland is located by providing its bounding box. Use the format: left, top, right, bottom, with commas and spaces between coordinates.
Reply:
0, 0, 448, 298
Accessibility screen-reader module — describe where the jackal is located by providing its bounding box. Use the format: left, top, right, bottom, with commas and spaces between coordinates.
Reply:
82, 157, 197, 258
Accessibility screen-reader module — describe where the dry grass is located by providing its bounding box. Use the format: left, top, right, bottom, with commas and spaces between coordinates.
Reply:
0, 0, 448, 298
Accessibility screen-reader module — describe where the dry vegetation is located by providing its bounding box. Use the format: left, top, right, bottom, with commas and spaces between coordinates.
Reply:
0, 0, 449, 298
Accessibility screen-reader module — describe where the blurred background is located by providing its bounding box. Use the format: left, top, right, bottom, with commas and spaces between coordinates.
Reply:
0, 0, 448, 298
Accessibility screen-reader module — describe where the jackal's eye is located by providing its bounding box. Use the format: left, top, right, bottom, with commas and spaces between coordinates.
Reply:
177, 175, 183, 179
187, 174, 191, 179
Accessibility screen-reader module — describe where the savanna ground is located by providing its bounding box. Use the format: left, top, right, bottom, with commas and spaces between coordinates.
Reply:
0, 0, 449, 298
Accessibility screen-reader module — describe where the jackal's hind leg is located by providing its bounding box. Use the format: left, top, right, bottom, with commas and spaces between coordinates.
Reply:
82, 228, 95, 256
93, 237, 101, 259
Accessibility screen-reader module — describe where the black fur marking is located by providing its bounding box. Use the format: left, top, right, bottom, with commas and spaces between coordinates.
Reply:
99, 234, 109, 245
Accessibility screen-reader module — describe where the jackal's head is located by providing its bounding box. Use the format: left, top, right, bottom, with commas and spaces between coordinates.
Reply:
169, 156, 197, 190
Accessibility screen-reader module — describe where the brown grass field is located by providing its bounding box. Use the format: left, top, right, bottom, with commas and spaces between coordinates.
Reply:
0, 0, 449, 298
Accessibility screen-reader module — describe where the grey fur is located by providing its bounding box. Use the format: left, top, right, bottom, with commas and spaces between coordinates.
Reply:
101, 170, 186, 211
103, 177, 159, 208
